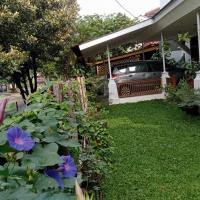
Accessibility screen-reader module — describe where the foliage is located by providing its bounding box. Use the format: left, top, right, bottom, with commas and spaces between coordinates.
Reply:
165, 84, 178, 103
151, 41, 176, 66
103, 101, 200, 199
177, 32, 191, 43
75, 13, 139, 61
77, 118, 114, 192
70, 65, 86, 77
85, 76, 106, 102
0, 81, 113, 198
177, 61, 200, 80
0, 84, 81, 199
84, 192, 94, 200
0, 0, 79, 99
76, 13, 137, 44
166, 80, 200, 114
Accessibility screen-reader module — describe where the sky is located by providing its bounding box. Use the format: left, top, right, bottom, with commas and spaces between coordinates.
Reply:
77, 0, 160, 19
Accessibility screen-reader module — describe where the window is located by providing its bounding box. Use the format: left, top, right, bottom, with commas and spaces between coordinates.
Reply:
113, 65, 128, 74
136, 63, 148, 72
129, 66, 136, 72
149, 62, 162, 72
119, 68, 126, 73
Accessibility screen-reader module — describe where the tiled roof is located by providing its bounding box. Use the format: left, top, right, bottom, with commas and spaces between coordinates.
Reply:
144, 7, 160, 18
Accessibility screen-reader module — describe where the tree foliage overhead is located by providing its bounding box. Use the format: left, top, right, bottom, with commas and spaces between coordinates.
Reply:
0, 0, 79, 99
75, 13, 139, 59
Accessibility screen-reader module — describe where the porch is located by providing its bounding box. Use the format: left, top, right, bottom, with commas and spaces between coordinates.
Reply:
74, 0, 200, 105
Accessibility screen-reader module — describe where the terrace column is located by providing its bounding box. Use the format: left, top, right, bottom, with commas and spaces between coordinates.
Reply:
107, 45, 112, 79
107, 45, 119, 104
142, 43, 145, 60
194, 12, 200, 90
161, 32, 170, 89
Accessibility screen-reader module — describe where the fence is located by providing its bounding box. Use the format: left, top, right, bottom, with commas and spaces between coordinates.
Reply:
117, 78, 162, 98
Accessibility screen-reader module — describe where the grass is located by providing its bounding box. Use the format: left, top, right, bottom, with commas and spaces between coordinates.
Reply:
103, 100, 200, 200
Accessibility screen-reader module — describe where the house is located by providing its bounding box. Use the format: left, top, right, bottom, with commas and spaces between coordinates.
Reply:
73, 0, 200, 104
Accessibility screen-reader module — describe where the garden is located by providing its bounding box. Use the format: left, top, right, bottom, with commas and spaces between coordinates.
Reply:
1, 0, 200, 199
0, 81, 113, 200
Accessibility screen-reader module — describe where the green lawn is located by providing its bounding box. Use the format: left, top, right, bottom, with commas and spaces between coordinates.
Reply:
103, 100, 200, 200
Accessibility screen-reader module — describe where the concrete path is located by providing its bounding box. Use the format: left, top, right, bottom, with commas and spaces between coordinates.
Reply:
0, 92, 25, 112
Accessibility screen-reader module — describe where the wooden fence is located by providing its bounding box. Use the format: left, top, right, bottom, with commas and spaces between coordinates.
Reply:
52, 77, 88, 112
117, 78, 162, 98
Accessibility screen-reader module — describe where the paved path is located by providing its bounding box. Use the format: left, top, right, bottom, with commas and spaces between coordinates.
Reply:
0, 92, 25, 111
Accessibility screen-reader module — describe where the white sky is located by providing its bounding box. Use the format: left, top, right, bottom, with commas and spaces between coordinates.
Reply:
77, 0, 160, 18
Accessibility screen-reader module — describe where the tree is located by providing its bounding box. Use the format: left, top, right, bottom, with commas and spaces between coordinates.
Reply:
0, 0, 79, 100
75, 13, 139, 60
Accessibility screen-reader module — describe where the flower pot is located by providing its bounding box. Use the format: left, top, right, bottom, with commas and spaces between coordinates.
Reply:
180, 105, 199, 115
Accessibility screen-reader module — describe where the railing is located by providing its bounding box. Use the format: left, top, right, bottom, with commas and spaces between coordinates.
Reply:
117, 78, 162, 98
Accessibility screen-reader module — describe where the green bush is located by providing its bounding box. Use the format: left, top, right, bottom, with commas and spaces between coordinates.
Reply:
78, 119, 114, 192
166, 80, 200, 114
0, 82, 113, 199
0, 85, 81, 199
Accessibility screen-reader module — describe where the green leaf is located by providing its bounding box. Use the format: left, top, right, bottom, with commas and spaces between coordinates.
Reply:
0, 186, 37, 200
36, 192, 75, 200
16, 152, 24, 160
0, 131, 7, 145
63, 177, 76, 189
0, 166, 9, 177
42, 133, 68, 143
0, 144, 15, 153
23, 143, 61, 168
26, 103, 44, 110
35, 174, 58, 191
57, 139, 80, 148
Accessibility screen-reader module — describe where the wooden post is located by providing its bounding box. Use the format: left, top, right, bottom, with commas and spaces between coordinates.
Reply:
76, 76, 88, 113
53, 83, 64, 103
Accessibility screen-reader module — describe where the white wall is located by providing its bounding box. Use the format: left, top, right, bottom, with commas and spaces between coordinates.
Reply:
160, 0, 171, 8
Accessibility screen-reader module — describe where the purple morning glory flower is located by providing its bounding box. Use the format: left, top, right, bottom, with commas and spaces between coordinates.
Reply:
7, 127, 35, 151
58, 155, 77, 178
45, 169, 64, 189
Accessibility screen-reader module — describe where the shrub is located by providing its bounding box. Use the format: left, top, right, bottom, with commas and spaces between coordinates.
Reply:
166, 80, 200, 115
0, 82, 113, 199
0, 86, 81, 199
78, 118, 114, 193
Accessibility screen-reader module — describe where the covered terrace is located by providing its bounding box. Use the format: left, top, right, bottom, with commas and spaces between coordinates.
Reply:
74, 0, 200, 104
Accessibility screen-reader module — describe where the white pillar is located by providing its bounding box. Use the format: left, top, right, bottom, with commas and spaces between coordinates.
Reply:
107, 45, 112, 79
197, 12, 200, 62
194, 12, 200, 89
107, 45, 118, 104
161, 32, 169, 88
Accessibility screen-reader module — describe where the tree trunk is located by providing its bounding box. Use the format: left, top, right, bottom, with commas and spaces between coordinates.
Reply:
32, 56, 37, 92
21, 68, 29, 96
27, 67, 34, 93
13, 73, 27, 102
